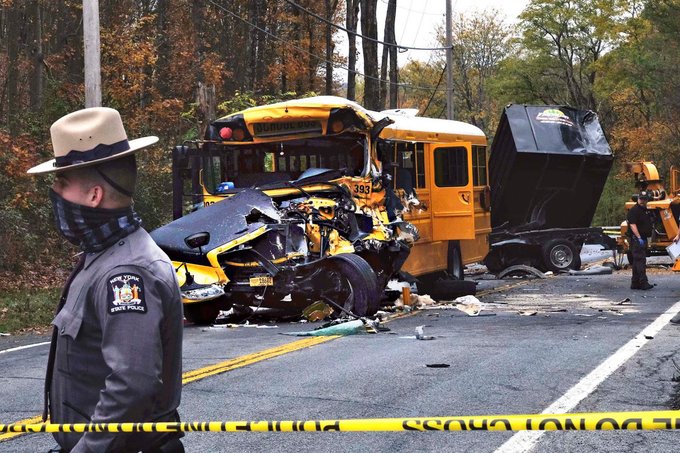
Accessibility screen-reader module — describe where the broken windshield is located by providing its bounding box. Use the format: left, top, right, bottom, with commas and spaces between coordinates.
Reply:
202, 135, 367, 193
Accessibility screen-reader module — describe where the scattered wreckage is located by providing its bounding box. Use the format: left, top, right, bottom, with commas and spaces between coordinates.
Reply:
151, 99, 622, 325
152, 97, 426, 324
152, 182, 416, 323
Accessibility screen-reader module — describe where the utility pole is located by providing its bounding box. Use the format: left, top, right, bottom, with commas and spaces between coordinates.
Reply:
445, 0, 454, 120
83, 0, 102, 107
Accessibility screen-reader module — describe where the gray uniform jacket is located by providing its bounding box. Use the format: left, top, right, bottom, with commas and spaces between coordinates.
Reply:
50, 227, 183, 453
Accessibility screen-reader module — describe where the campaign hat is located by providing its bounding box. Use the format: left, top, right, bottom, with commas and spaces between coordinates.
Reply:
27, 107, 158, 174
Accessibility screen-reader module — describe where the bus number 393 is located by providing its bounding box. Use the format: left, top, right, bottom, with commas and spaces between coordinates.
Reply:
354, 184, 371, 196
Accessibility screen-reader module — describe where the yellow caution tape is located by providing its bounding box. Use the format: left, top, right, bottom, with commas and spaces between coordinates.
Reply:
2, 411, 680, 433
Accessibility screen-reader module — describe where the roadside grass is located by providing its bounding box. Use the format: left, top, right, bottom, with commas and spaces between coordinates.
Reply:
0, 288, 60, 334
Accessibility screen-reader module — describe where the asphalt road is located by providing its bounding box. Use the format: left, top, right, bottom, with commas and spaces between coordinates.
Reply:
2, 253, 680, 452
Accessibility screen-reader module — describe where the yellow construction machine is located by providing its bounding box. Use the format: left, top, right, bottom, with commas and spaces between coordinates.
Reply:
618, 161, 680, 271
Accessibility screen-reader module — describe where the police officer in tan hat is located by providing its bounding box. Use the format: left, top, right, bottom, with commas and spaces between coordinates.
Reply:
28, 108, 184, 452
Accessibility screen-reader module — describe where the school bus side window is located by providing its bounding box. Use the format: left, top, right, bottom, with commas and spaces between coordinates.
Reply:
434, 147, 468, 187
472, 145, 487, 186
395, 142, 417, 194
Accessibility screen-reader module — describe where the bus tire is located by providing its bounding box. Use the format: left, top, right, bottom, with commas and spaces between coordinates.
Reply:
183, 301, 220, 325
541, 239, 581, 272
418, 277, 476, 301
448, 240, 464, 280
320, 254, 380, 317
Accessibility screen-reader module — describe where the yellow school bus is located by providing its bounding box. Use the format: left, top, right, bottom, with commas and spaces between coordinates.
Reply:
154, 96, 489, 323
377, 111, 490, 282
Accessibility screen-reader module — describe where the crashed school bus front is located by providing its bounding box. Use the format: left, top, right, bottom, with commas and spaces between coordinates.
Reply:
151, 96, 489, 324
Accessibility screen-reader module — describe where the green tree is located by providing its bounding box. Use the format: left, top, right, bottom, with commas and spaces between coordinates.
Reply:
493, 0, 628, 111
596, 0, 680, 166
438, 9, 514, 133
400, 9, 513, 137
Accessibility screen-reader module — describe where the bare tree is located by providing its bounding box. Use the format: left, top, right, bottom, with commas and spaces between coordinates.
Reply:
379, 0, 397, 109
6, 4, 20, 135
360, 0, 379, 109
324, 0, 339, 94
439, 10, 513, 130
30, 2, 44, 111
346, 0, 360, 100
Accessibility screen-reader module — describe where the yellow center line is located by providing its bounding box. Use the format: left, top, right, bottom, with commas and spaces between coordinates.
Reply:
2, 279, 530, 443
0, 336, 339, 442
477, 280, 532, 297
182, 335, 339, 384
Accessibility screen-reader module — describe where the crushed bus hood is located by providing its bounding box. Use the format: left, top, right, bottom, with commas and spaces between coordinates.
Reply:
151, 189, 281, 265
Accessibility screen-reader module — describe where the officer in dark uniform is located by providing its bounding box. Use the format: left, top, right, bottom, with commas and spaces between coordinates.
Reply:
627, 190, 654, 290
27, 108, 184, 452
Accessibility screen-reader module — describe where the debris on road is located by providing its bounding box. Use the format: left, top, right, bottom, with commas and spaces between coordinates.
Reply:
518, 310, 538, 316
454, 295, 484, 316
302, 301, 333, 321
205, 322, 279, 330
425, 363, 450, 368
615, 298, 632, 305
567, 265, 613, 276
415, 325, 435, 340
394, 293, 436, 309
282, 318, 376, 336
464, 264, 488, 276
498, 265, 546, 280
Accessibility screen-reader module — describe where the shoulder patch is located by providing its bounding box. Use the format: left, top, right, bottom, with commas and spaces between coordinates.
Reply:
107, 273, 147, 315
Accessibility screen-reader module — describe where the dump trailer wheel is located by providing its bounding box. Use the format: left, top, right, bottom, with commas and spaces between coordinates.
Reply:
541, 239, 581, 272
483, 248, 504, 274
448, 240, 464, 280
318, 254, 380, 317
183, 301, 221, 325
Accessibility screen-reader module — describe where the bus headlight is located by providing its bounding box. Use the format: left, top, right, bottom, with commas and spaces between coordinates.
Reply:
181, 284, 225, 302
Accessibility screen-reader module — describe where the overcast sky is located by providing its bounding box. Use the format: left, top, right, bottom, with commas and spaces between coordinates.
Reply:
378, 0, 529, 66
336, 0, 530, 79
377, 0, 529, 62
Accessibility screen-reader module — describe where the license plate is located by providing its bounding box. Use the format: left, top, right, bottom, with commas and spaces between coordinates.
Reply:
249, 276, 273, 287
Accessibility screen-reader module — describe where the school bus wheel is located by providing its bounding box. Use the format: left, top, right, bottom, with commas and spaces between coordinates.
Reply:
183, 301, 221, 325
448, 241, 464, 280
312, 254, 380, 317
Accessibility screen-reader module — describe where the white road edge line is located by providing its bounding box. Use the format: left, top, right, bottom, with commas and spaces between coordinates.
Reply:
0, 341, 50, 355
495, 299, 680, 453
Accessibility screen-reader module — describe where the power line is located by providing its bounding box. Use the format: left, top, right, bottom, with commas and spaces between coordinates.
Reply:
206, 0, 450, 92
282, 0, 450, 52
409, 0, 430, 49
378, 0, 444, 16
397, 0, 411, 45
421, 65, 446, 116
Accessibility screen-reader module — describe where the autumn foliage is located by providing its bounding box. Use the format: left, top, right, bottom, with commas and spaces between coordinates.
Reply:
0, 0, 350, 279
2, 0, 680, 281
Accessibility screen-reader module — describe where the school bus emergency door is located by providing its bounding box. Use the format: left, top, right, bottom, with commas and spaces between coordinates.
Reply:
428, 143, 475, 241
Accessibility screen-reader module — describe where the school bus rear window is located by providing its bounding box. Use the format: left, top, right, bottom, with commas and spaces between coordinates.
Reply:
434, 147, 468, 187
472, 145, 487, 186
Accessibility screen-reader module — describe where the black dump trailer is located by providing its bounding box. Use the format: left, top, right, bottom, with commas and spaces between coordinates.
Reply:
484, 105, 617, 273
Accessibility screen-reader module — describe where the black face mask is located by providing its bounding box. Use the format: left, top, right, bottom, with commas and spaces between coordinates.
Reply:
49, 189, 141, 253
